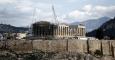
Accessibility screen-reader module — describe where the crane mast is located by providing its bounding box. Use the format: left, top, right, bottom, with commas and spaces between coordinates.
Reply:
51, 0, 59, 25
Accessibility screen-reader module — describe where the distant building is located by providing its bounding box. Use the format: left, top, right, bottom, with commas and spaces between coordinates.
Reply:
0, 33, 3, 40
16, 33, 27, 40
87, 37, 98, 40
31, 21, 86, 39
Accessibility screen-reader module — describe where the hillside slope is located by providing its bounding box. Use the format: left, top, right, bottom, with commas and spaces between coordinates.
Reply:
0, 24, 28, 33
71, 17, 110, 32
87, 17, 115, 39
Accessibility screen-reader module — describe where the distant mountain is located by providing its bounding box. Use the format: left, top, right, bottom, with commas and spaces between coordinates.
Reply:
0, 24, 29, 33
87, 17, 115, 40
71, 17, 111, 32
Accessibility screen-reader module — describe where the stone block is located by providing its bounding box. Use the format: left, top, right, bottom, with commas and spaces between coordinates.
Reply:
88, 40, 101, 54
68, 40, 87, 53
101, 40, 111, 55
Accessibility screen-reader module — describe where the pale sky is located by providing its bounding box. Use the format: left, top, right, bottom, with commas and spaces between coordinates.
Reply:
0, 0, 115, 26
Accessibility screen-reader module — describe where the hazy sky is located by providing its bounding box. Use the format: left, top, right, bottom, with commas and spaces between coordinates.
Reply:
0, 0, 115, 26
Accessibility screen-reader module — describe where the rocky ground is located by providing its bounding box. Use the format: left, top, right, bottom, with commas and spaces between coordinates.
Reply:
0, 50, 115, 60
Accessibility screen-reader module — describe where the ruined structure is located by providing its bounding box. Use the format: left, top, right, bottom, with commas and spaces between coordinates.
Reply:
30, 1, 86, 39
32, 21, 57, 38
31, 21, 86, 39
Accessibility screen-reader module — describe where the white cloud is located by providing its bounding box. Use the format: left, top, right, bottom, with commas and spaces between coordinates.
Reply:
68, 10, 87, 20
0, 0, 55, 26
66, 5, 115, 22
82, 5, 92, 12
0, 0, 16, 4
16, 5, 33, 12
67, 0, 76, 3
0, 0, 115, 26
15, 0, 34, 12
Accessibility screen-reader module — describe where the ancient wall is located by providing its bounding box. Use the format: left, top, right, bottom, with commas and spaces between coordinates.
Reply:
101, 40, 111, 55
0, 40, 33, 53
111, 40, 115, 57
88, 40, 101, 54
0, 40, 115, 57
33, 40, 66, 52
68, 40, 87, 53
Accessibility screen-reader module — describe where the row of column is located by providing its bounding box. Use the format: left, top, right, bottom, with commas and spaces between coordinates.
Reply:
54, 26, 73, 37
77, 28, 85, 36
54, 26, 86, 37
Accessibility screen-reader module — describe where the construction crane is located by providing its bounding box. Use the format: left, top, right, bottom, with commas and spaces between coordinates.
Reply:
28, 8, 37, 37
51, 0, 59, 25
1, 8, 7, 24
